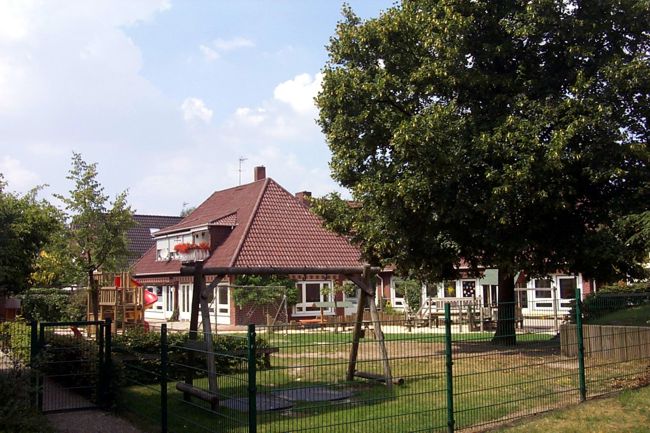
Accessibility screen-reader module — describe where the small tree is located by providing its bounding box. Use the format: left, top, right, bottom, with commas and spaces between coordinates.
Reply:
55, 153, 134, 321
0, 177, 60, 296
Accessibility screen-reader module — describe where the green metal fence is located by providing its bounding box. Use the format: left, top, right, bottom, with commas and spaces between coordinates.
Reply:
5, 288, 641, 432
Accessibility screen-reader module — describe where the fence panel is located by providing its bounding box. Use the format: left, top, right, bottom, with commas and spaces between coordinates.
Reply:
449, 301, 580, 432
36, 320, 108, 413
573, 292, 650, 398
0, 319, 33, 371
107, 290, 650, 432
114, 325, 251, 433
255, 317, 447, 433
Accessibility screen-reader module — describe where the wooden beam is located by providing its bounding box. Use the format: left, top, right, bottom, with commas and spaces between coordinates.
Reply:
346, 287, 367, 381
346, 272, 394, 389
188, 262, 205, 339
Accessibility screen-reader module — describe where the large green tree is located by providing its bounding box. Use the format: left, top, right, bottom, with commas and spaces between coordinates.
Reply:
316, 0, 650, 342
0, 176, 61, 295
56, 153, 135, 321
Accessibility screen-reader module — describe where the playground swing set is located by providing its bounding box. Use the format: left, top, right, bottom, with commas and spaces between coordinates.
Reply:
175, 262, 404, 411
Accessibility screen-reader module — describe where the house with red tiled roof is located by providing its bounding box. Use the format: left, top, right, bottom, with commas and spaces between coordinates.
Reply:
133, 167, 372, 325
127, 214, 183, 265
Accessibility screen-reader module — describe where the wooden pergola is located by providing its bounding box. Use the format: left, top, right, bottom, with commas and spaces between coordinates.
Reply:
179, 262, 394, 395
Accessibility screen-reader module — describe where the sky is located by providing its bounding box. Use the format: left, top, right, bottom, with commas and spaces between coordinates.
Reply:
0, 0, 394, 215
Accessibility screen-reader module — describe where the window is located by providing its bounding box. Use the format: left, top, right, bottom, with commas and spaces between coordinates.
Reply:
294, 281, 332, 315
534, 278, 552, 299
559, 278, 576, 308
217, 285, 229, 314
462, 280, 476, 298
559, 278, 576, 299
482, 284, 498, 306
443, 281, 456, 298
180, 284, 192, 314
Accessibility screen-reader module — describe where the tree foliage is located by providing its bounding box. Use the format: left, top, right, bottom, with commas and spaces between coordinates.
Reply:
316, 0, 650, 285
0, 176, 61, 295
55, 153, 135, 320
232, 275, 298, 308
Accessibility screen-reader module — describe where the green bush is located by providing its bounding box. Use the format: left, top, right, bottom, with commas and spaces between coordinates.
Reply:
0, 371, 54, 433
35, 331, 123, 407
0, 321, 32, 365
18, 288, 86, 322
569, 287, 650, 324
113, 326, 270, 385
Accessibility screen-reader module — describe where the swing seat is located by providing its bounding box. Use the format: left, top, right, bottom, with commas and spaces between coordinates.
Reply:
353, 371, 404, 386
176, 382, 219, 410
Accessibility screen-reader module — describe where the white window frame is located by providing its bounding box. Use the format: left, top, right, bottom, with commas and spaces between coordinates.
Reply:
293, 281, 332, 316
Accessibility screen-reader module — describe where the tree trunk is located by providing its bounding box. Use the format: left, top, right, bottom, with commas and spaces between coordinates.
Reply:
492, 267, 516, 345
88, 269, 99, 322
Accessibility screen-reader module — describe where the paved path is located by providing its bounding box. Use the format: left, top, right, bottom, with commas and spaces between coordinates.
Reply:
47, 410, 142, 433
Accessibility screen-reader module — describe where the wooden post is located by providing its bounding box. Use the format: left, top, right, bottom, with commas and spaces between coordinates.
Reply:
368, 286, 393, 390
347, 272, 393, 389
188, 262, 204, 339
184, 262, 204, 401
200, 292, 218, 395
346, 288, 367, 381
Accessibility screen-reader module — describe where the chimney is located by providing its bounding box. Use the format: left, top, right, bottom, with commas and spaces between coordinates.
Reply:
254, 166, 266, 182
295, 191, 312, 205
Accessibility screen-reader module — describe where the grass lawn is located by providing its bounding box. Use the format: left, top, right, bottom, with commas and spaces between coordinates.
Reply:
587, 304, 650, 327
497, 385, 650, 433
118, 328, 650, 433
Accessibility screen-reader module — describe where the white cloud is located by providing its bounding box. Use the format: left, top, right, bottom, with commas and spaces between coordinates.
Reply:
199, 44, 219, 61
234, 107, 266, 126
0, 155, 40, 190
212, 37, 254, 51
180, 97, 213, 123
200, 36, 254, 62
273, 72, 323, 115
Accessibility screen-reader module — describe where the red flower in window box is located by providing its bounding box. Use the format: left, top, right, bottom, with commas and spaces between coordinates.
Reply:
174, 243, 191, 253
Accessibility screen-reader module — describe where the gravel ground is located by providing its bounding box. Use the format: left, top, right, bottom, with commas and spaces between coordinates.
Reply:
47, 410, 142, 433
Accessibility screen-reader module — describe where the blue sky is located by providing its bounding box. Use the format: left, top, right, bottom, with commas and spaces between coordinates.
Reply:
0, 0, 394, 215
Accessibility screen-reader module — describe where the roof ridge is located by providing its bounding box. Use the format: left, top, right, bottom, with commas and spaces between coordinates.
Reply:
229, 177, 271, 267
133, 214, 183, 219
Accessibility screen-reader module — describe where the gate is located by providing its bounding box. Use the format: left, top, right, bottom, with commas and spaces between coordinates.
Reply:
36, 320, 111, 413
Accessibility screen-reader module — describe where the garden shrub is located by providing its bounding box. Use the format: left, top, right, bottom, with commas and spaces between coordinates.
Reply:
18, 288, 86, 322
0, 321, 32, 365
0, 371, 54, 433
569, 282, 650, 324
112, 326, 270, 385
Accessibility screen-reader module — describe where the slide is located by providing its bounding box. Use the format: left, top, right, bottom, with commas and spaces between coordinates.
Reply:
143, 290, 158, 308
142, 289, 158, 332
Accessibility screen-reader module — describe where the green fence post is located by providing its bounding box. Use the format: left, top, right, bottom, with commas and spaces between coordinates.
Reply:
104, 318, 112, 408
575, 288, 586, 402
247, 324, 257, 433
30, 321, 38, 408
97, 320, 105, 407
444, 303, 455, 433
38, 323, 45, 411
161, 324, 168, 433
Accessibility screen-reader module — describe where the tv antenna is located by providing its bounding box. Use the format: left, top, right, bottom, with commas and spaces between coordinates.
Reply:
238, 156, 247, 185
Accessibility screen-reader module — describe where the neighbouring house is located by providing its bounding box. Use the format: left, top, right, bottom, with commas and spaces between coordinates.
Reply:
127, 214, 183, 266
133, 166, 368, 325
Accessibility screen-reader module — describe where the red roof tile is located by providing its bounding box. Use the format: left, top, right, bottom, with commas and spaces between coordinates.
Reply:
133, 178, 364, 277
232, 180, 362, 268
